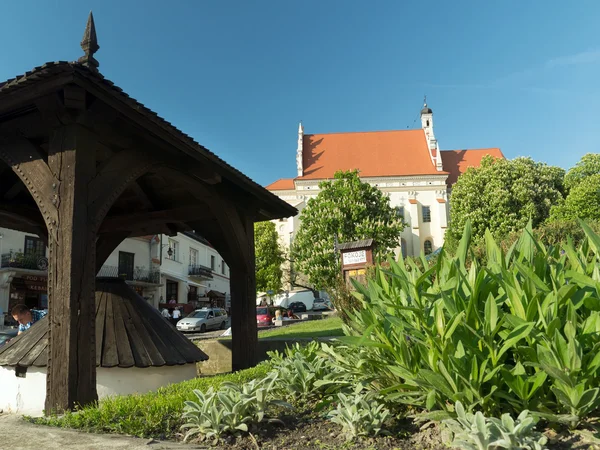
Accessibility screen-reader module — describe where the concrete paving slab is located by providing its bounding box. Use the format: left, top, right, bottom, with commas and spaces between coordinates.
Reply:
0, 414, 198, 450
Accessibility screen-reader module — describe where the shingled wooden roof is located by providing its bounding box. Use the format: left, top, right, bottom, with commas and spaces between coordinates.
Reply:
0, 278, 208, 368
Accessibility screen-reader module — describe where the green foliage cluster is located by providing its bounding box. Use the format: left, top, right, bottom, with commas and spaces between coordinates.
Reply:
443, 401, 548, 450
29, 364, 271, 438
327, 387, 391, 441
339, 221, 600, 428
292, 170, 404, 290
254, 221, 285, 294
181, 373, 290, 443
550, 154, 600, 223
446, 156, 565, 248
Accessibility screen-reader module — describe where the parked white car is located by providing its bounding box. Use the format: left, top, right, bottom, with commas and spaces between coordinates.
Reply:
176, 308, 228, 333
312, 298, 333, 311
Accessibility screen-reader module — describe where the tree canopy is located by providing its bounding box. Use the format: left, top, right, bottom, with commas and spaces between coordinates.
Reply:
550, 154, 600, 222
254, 221, 284, 294
564, 153, 600, 190
446, 156, 565, 246
292, 170, 404, 290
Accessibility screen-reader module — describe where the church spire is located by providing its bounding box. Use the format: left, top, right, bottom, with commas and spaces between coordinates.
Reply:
78, 11, 100, 72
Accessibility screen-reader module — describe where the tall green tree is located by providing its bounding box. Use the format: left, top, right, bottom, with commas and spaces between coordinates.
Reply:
564, 153, 600, 190
254, 221, 284, 294
446, 156, 565, 247
292, 170, 404, 290
550, 154, 600, 222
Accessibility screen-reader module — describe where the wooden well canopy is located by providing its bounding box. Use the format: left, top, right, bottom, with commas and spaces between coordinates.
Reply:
0, 13, 295, 413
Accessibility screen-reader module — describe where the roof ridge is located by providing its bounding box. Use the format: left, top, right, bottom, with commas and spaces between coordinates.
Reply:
305, 129, 423, 136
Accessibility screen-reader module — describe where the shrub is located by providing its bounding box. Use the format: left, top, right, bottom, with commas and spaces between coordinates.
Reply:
327, 387, 391, 441
181, 373, 290, 443
443, 401, 548, 450
337, 220, 600, 426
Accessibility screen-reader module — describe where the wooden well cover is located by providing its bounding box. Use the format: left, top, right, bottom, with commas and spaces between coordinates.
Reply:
0, 278, 208, 368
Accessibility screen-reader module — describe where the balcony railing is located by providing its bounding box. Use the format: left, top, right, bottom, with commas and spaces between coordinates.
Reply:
0, 251, 47, 271
188, 264, 213, 279
97, 265, 161, 284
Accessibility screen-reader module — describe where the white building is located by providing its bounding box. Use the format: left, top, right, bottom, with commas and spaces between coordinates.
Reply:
0, 228, 230, 320
157, 232, 231, 311
267, 104, 503, 259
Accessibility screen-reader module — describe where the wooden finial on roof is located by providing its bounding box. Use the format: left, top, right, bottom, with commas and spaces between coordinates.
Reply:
78, 11, 100, 71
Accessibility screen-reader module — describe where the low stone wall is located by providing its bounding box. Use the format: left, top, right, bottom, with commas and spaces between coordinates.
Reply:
197, 338, 328, 375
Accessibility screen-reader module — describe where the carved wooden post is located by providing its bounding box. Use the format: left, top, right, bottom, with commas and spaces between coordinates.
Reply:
45, 123, 98, 413
230, 215, 257, 371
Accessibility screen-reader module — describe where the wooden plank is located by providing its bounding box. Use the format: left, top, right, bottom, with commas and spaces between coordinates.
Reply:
32, 340, 48, 367
101, 293, 119, 367
95, 291, 107, 367
115, 297, 150, 367
18, 331, 49, 366
121, 294, 165, 366
111, 294, 135, 368
0, 318, 48, 365
99, 206, 205, 233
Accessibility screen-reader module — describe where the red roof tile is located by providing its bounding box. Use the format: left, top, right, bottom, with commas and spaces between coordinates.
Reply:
441, 148, 505, 186
266, 178, 295, 190
300, 130, 443, 179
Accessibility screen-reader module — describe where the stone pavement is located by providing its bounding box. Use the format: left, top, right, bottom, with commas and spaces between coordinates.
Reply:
0, 414, 203, 450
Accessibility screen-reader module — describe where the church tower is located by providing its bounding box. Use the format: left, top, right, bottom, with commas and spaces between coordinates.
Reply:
420, 102, 444, 171
296, 122, 304, 177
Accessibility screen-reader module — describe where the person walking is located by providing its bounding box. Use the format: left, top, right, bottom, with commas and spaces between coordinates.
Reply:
172, 307, 181, 326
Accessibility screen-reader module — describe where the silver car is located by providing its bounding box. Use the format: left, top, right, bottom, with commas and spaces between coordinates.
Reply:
176, 308, 228, 333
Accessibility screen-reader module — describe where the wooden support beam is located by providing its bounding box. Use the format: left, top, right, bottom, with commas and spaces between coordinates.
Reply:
0, 137, 59, 232
88, 148, 159, 226
99, 206, 205, 233
129, 181, 154, 210
96, 232, 129, 273
230, 214, 258, 371
0, 202, 45, 227
3, 180, 24, 200
45, 124, 98, 413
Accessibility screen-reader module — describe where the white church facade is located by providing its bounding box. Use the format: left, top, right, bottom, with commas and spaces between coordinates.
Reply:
266, 104, 503, 259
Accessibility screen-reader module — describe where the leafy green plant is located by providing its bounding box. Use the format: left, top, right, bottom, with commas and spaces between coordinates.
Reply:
267, 342, 336, 402
334, 219, 600, 425
31, 363, 271, 438
327, 387, 391, 441
181, 372, 290, 443
442, 401, 548, 450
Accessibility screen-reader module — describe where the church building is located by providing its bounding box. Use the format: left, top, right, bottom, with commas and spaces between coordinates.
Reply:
266, 104, 503, 258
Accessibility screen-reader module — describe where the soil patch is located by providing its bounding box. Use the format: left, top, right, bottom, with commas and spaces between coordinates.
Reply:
182, 410, 598, 450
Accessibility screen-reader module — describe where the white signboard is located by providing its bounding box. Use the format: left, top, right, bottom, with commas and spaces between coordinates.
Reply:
342, 250, 367, 266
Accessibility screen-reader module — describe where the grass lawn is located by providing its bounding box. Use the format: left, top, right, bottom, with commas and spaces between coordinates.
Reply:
29, 364, 271, 438
258, 316, 343, 339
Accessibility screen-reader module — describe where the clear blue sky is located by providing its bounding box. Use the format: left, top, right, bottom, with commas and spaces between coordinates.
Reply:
1, 1, 598, 186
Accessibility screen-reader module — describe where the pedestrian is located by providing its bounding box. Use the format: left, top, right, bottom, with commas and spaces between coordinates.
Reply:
161, 307, 171, 320
168, 297, 177, 305
172, 306, 181, 325
11, 304, 47, 335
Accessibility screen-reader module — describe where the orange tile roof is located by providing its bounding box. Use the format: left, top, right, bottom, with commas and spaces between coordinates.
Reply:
441, 148, 505, 186
300, 130, 443, 179
266, 178, 295, 190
